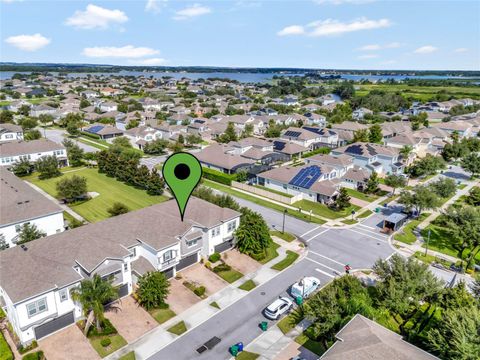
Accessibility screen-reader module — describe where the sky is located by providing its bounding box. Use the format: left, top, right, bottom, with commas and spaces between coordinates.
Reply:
1, 0, 479, 70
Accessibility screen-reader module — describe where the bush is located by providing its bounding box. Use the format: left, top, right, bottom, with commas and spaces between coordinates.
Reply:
18, 340, 38, 354
202, 167, 236, 185
213, 263, 231, 273
100, 338, 111, 348
22, 351, 44, 360
194, 286, 206, 297
81, 131, 101, 139
87, 319, 117, 337
249, 251, 266, 261
208, 252, 221, 263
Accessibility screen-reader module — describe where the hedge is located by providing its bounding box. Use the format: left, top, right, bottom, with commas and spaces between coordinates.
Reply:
80, 131, 101, 140
202, 167, 236, 186
0, 331, 13, 360
22, 351, 44, 360
303, 147, 331, 158
208, 252, 221, 263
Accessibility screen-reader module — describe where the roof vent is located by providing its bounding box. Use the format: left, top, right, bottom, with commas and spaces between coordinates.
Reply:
20, 244, 27, 251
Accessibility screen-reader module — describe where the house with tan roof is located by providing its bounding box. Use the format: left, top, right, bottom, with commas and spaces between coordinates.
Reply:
196, 144, 256, 174
0, 123, 23, 143
0, 139, 68, 167
0, 198, 240, 345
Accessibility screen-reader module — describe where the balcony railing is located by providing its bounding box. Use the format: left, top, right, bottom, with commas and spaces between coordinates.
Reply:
159, 258, 178, 270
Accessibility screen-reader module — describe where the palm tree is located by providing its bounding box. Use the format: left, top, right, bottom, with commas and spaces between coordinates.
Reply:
70, 274, 118, 334
400, 145, 413, 164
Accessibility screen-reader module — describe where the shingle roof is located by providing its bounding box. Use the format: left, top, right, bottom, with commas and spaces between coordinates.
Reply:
0, 139, 65, 157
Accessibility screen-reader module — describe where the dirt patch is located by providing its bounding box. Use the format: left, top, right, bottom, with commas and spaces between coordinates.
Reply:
105, 296, 157, 343
39, 324, 100, 360
221, 249, 261, 275
178, 263, 228, 296
166, 278, 201, 315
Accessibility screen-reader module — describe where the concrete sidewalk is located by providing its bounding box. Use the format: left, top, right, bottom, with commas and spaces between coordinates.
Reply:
105, 242, 307, 360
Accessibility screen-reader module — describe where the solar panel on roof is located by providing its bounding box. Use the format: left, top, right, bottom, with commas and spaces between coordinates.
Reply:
87, 125, 104, 134
273, 141, 286, 151
303, 126, 322, 135
284, 130, 301, 138
289, 165, 322, 189
346, 144, 364, 156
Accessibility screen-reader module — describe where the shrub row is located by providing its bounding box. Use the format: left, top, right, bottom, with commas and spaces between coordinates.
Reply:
213, 263, 232, 273
80, 131, 101, 140
22, 351, 45, 360
18, 340, 38, 354
302, 147, 331, 158
202, 167, 236, 186
208, 252, 221, 263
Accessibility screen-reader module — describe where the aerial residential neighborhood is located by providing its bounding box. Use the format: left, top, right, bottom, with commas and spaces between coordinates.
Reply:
0, 1, 479, 360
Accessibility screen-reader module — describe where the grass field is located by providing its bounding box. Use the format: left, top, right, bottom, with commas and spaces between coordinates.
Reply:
167, 321, 187, 335
393, 213, 429, 245
271, 250, 299, 271
25, 168, 168, 222
356, 84, 480, 101
148, 307, 176, 325
203, 179, 326, 224
90, 334, 127, 358
345, 188, 379, 202
236, 351, 259, 360
238, 279, 256, 291
270, 231, 296, 242
258, 242, 280, 264
293, 199, 360, 220
357, 209, 373, 218
118, 352, 135, 360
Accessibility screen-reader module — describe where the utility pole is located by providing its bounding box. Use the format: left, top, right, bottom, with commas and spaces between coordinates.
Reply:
282, 209, 287, 234
424, 229, 431, 257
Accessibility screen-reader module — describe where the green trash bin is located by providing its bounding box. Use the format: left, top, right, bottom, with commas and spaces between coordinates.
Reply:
260, 321, 268, 331
375, 207, 380, 213
230, 345, 239, 356
296, 296, 303, 305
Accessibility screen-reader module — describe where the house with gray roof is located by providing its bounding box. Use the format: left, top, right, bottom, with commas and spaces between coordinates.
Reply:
0, 198, 240, 345
0, 123, 23, 143
0, 139, 68, 167
0, 168, 64, 248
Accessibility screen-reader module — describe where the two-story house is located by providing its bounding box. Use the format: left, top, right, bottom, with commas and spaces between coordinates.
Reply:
0, 139, 68, 167
0, 123, 24, 142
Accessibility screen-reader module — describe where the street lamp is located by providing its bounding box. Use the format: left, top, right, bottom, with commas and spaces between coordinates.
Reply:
282, 209, 287, 234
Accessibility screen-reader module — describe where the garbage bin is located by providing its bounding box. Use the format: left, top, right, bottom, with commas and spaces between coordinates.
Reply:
260, 321, 268, 331
375, 207, 380, 213
296, 296, 303, 305
236, 342, 244, 352
229, 345, 239, 356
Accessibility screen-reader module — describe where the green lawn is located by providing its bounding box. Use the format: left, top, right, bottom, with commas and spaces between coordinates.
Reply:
357, 209, 373, 218
257, 242, 280, 264
204, 180, 326, 224
295, 328, 326, 356
380, 194, 399, 206
118, 351, 136, 360
0, 331, 13, 360
271, 250, 299, 271
214, 268, 243, 283
148, 307, 176, 325
393, 213, 429, 245
277, 313, 301, 335
25, 168, 168, 222
77, 138, 106, 151
167, 321, 187, 336
341, 219, 357, 225
238, 279, 256, 291
345, 188, 378, 202
90, 334, 127, 358
236, 351, 260, 360
253, 185, 293, 198
269, 231, 296, 242
293, 200, 360, 220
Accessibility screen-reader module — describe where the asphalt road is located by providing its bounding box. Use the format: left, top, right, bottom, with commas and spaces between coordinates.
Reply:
148, 197, 395, 360
41, 128, 98, 153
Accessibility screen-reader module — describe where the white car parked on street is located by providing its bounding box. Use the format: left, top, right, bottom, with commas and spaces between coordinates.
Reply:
263, 297, 293, 320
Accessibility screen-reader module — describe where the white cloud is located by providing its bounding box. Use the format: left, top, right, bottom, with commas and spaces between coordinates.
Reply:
1, 0, 24, 3
65, 4, 128, 29
358, 54, 378, 59
145, 0, 167, 14
414, 45, 438, 54
129, 57, 168, 65
173, 4, 211, 20
454, 47, 468, 53
5, 33, 50, 51
358, 42, 402, 51
277, 25, 305, 36
82, 45, 159, 58
278, 17, 391, 37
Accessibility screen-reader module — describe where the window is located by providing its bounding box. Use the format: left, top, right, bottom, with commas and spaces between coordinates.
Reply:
186, 237, 200, 247
210, 227, 220, 237
26, 298, 48, 317
5, 134, 13, 139
227, 221, 237, 232
59, 289, 68, 302
123, 263, 128, 272
163, 250, 175, 262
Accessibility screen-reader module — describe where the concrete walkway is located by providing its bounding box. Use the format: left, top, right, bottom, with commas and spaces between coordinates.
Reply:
105, 242, 307, 360
24, 181, 86, 222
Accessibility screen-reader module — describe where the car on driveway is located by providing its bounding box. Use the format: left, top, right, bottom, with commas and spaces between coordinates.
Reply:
290, 277, 320, 299
263, 297, 293, 320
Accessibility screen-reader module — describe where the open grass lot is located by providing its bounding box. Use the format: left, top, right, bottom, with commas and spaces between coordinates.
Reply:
293, 199, 360, 220
148, 307, 176, 325
204, 179, 326, 224
90, 334, 127, 358
356, 84, 480, 100
421, 224, 480, 262
238, 279, 256, 291
271, 250, 299, 271
167, 321, 187, 336
345, 188, 379, 202
393, 213, 429, 245
270, 230, 296, 242
25, 168, 168, 222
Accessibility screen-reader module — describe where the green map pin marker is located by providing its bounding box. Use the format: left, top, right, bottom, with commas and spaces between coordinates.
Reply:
162, 152, 202, 221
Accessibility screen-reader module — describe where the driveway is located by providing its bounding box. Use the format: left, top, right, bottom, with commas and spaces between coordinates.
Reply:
39, 324, 100, 360
180, 263, 228, 296
166, 278, 201, 315
221, 249, 261, 275
274, 342, 318, 360
105, 296, 157, 343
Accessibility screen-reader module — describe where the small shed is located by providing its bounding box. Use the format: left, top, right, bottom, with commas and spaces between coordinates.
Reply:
383, 213, 408, 232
